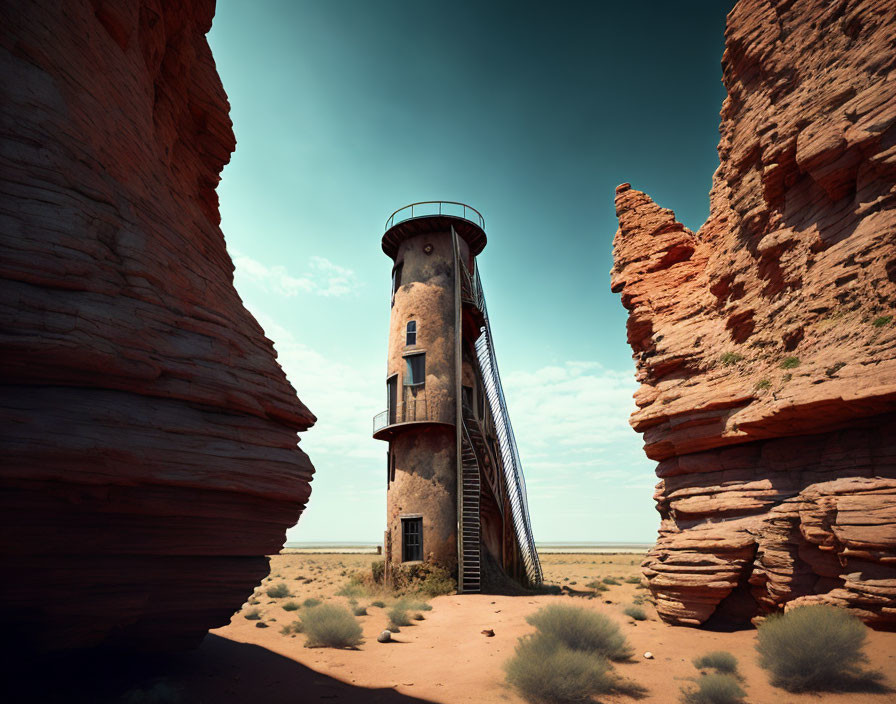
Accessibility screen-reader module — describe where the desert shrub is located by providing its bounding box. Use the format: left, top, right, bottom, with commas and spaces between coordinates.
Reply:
537, 583, 562, 595
755, 379, 771, 390
602, 576, 620, 585
623, 605, 646, 621
526, 604, 633, 661
389, 560, 456, 596
680, 673, 746, 704
301, 604, 363, 649
388, 604, 412, 629
336, 581, 367, 599
302, 598, 322, 608
693, 651, 738, 674
280, 620, 303, 635
756, 605, 881, 692
720, 352, 744, 366
398, 598, 432, 612
872, 315, 892, 328
585, 581, 608, 592
243, 608, 262, 621
371, 560, 385, 583
266, 583, 291, 598
413, 612, 424, 621
371, 600, 386, 608
505, 633, 616, 704
625, 576, 642, 585
282, 601, 300, 612
780, 356, 800, 369
352, 605, 367, 616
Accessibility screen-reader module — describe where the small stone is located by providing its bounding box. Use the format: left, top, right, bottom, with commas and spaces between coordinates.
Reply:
377, 630, 392, 643
255, 622, 268, 629
643, 651, 654, 659
481, 629, 495, 637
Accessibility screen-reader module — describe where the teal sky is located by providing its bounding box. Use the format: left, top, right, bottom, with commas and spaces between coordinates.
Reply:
208, 1, 731, 543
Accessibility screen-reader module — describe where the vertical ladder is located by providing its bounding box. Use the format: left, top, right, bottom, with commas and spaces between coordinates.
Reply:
460, 421, 481, 593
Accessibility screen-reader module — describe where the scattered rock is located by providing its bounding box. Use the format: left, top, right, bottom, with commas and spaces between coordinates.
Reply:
481, 629, 495, 637
643, 652, 654, 660
255, 622, 268, 629
377, 630, 392, 643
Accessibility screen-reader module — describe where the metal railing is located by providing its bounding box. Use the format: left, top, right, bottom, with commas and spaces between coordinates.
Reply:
385, 201, 485, 232
472, 267, 543, 586
372, 394, 446, 434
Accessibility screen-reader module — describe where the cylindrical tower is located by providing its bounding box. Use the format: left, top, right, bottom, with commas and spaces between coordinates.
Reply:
373, 202, 487, 584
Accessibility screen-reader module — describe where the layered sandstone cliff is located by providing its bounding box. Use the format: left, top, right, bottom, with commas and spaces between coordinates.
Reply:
0, 0, 315, 650
611, 0, 896, 628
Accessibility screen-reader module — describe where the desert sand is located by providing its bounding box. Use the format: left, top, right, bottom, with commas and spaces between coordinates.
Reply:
180, 552, 896, 704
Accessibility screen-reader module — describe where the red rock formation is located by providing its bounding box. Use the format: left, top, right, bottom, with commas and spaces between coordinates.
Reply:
0, 0, 315, 651
611, 0, 896, 629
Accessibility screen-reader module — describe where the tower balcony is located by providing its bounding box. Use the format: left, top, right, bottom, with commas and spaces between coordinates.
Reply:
381, 201, 487, 260
372, 393, 453, 440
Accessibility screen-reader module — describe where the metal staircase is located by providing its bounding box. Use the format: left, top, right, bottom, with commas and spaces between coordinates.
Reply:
460, 419, 482, 594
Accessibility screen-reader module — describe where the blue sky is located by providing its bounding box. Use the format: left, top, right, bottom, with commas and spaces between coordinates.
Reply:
208, 1, 731, 543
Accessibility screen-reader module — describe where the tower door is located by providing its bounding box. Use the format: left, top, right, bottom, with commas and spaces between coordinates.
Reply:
387, 375, 398, 425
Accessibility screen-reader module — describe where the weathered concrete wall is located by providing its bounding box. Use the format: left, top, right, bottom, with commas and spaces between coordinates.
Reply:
387, 426, 458, 569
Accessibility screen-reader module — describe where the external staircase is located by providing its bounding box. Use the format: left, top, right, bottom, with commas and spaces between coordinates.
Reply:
460, 417, 482, 594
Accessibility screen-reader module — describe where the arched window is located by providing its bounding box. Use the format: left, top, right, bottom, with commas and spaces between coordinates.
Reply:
406, 320, 417, 346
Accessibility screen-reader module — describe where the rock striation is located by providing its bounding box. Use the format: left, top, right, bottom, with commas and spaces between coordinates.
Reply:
0, 0, 315, 651
611, 0, 896, 629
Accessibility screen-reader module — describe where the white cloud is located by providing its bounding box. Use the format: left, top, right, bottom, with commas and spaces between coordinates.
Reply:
232, 252, 361, 297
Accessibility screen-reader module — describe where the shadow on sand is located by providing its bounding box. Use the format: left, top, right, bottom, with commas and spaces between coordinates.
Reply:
9, 634, 437, 703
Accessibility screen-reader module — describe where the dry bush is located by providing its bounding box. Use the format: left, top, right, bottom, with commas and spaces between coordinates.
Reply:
526, 604, 633, 661
623, 605, 646, 621
680, 674, 746, 704
756, 605, 883, 692
505, 633, 615, 704
693, 651, 738, 675
266, 583, 291, 598
300, 604, 363, 649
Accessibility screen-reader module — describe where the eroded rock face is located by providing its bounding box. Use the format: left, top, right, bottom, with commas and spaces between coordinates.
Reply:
0, 0, 315, 650
611, 0, 896, 629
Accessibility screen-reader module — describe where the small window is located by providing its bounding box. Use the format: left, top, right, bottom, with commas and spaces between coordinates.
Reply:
405, 353, 425, 386
402, 517, 423, 562
406, 320, 417, 346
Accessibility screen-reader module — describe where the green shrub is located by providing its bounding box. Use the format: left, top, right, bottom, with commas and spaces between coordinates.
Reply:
505, 633, 616, 704
871, 315, 892, 328
525, 604, 633, 661
371, 600, 386, 608
780, 356, 800, 369
756, 605, 881, 692
371, 560, 385, 583
389, 561, 456, 596
266, 583, 291, 599
720, 352, 744, 366
282, 601, 300, 612
680, 673, 746, 704
244, 608, 262, 621
602, 576, 620, 585
755, 379, 771, 390
302, 598, 322, 608
388, 604, 412, 629
782, 373, 792, 382
585, 581, 608, 592
693, 651, 738, 674
300, 604, 363, 649
623, 605, 646, 621
352, 605, 367, 616
625, 576, 642, 585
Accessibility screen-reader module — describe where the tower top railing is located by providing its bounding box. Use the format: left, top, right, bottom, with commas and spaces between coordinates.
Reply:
385, 201, 485, 232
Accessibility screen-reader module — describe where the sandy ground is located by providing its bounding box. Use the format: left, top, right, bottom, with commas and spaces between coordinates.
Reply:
21, 552, 893, 703
186, 552, 896, 704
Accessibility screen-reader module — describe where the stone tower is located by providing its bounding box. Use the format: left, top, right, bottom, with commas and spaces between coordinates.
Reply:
372, 202, 542, 593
